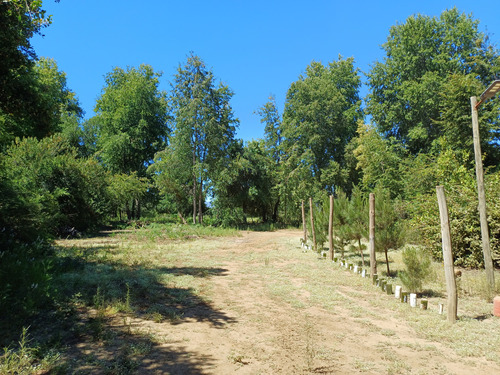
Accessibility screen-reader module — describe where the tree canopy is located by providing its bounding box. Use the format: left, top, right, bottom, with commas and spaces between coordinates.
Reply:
366, 8, 500, 156
94, 64, 169, 176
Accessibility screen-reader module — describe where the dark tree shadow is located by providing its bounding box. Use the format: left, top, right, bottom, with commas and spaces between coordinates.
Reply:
0, 240, 237, 373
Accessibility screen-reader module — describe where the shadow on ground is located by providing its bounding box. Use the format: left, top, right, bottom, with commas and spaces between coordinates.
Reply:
1, 238, 236, 374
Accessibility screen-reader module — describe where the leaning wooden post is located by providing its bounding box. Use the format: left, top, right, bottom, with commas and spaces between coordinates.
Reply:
471, 96, 495, 296
329, 195, 334, 261
309, 197, 317, 252
369, 193, 377, 278
436, 186, 458, 323
301, 200, 307, 244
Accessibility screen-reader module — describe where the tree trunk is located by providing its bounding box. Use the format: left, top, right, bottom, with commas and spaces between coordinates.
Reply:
301, 200, 307, 243
309, 197, 317, 252
384, 248, 390, 276
198, 179, 203, 224
178, 211, 188, 225
329, 195, 334, 261
369, 193, 377, 277
136, 199, 141, 219
192, 172, 197, 224
272, 198, 280, 222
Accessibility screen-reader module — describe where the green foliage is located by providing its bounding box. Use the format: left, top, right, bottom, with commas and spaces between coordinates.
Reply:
0, 326, 61, 374
0, 241, 54, 319
163, 53, 239, 223
374, 187, 405, 275
366, 8, 500, 156
403, 145, 498, 268
211, 140, 277, 224
345, 187, 368, 265
208, 203, 246, 228
279, 56, 362, 211
398, 245, 432, 293
95, 64, 169, 176
107, 172, 149, 221
308, 195, 329, 250
332, 191, 351, 259
353, 122, 405, 197
3, 136, 112, 234
257, 95, 282, 164
0, 0, 53, 149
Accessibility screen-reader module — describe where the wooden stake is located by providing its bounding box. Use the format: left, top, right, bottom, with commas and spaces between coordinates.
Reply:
470, 96, 495, 296
369, 193, 377, 279
301, 200, 307, 244
436, 186, 458, 323
329, 195, 334, 261
309, 197, 317, 252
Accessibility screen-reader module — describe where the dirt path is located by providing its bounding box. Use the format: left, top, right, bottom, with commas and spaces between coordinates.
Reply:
88, 229, 497, 375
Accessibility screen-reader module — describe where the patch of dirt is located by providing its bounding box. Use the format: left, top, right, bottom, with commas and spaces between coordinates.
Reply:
62, 230, 500, 374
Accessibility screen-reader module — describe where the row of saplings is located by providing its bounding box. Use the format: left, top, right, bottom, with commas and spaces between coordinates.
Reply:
301, 188, 436, 308
302, 239, 436, 311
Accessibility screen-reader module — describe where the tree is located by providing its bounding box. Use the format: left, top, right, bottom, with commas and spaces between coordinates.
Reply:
149, 145, 193, 221
332, 191, 350, 259
32, 57, 83, 134
434, 74, 500, 166
257, 95, 282, 164
257, 95, 282, 221
398, 246, 432, 293
346, 186, 368, 266
0, 2, 78, 149
353, 122, 404, 197
168, 53, 239, 224
366, 8, 500, 155
375, 188, 405, 276
279, 57, 362, 211
95, 64, 169, 176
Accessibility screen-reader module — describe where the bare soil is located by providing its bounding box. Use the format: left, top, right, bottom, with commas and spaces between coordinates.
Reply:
61, 229, 500, 374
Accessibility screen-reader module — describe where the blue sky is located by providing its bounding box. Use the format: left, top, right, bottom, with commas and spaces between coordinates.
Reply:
32, 0, 500, 142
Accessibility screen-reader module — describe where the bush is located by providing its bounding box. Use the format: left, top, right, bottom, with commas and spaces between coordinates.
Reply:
404, 146, 500, 268
0, 241, 54, 321
4, 136, 113, 235
398, 245, 432, 293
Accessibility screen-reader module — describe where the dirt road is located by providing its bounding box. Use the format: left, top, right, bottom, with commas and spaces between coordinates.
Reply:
84, 229, 497, 375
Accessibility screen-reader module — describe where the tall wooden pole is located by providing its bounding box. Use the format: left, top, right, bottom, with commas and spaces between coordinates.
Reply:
369, 193, 376, 278
470, 96, 495, 295
329, 195, 334, 261
309, 197, 317, 252
301, 200, 307, 243
436, 186, 458, 323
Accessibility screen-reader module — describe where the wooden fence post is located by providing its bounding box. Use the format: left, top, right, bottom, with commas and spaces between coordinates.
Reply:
369, 193, 377, 278
329, 195, 334, 261
301, 200, 307, 244
309, 197, 317, 252
436, 186, 458, 323
471, 96, 495, 295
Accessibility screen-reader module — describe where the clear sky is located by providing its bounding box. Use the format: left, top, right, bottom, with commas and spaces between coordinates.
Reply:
31, 0, 500, 143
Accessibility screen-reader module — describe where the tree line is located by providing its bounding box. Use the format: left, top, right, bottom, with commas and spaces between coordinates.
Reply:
1, 2, 500, 315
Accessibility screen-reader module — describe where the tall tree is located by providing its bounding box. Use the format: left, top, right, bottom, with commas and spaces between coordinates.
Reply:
279, 56, 362, 215
168, 54, 239, 224
95, 64, 169, 176
366, 8, 500, 155
353, 122, 404, 197
257, 95, 282, 221
33, 57, 83, 134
